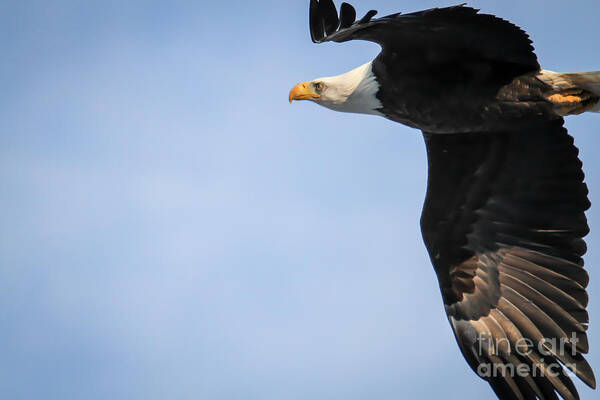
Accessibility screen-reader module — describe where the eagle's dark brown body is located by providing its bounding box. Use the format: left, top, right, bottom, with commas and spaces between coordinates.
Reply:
373, 60, 557, 133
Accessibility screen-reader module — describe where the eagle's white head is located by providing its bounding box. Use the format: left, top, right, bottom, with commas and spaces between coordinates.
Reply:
289, 61, 383, 116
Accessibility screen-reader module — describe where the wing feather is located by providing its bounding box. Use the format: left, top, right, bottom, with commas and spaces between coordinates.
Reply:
309, 1, 539, 72
421, 119, 595, 398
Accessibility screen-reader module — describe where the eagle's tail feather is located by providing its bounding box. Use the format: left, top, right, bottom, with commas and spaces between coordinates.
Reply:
537, 70, 600, 114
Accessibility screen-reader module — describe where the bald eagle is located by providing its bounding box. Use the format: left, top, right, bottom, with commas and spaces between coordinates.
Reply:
289, 1, 600, 399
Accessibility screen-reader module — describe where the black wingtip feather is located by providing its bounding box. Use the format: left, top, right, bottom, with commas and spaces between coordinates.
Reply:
358, 9, 378, 24
309, 0, 323, 42
339, 2, 356, 29
320, 0, 340, 35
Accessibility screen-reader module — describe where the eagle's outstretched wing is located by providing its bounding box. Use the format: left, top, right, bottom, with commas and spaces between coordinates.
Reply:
309, 0, 539, 72
421, 119, 595, 400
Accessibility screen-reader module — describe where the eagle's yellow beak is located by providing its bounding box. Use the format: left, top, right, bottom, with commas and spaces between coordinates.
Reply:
289, 82, 320, 103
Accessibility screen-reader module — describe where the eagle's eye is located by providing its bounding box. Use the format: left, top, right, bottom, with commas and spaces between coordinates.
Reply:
314, 82, 324, 93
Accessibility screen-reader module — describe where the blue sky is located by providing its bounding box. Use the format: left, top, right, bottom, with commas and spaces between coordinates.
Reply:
1, 1, 598, 399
